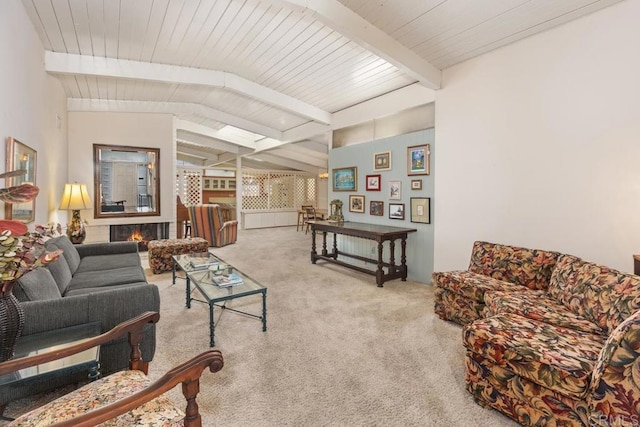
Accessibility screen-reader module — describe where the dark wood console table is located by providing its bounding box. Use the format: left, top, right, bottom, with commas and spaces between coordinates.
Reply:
308, 221, 417, 287
634, 255, 640, 275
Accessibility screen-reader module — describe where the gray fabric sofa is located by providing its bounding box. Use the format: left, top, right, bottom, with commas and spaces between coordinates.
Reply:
4, 236, 160, 407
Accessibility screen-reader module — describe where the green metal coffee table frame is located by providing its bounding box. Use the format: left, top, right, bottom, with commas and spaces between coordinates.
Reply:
172, 252, 267, 347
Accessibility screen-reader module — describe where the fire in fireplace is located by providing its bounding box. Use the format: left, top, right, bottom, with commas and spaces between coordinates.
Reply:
110, 223, 169, 251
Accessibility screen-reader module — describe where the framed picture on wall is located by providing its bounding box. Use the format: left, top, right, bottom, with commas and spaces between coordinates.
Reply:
389, 203, 405, 220
410, 197, 431, 224
407, 144, 430, 176
373, 151, 391, 171
411, 179, 422, 190
349, 195, 365, 213
4, 137, 37, 223
332, 167, 357, 191
370, 200, 384, 216
388, 181, 401, 200
366, 174, 381, 191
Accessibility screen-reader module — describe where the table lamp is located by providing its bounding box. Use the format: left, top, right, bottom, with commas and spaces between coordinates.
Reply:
59, 183, 92, 243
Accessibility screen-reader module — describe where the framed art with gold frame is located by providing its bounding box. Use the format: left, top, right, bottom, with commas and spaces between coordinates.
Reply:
4, 137, 37, 223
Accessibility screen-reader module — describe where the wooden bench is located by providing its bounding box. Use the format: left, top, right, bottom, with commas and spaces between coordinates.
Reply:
148, 238, 209, 274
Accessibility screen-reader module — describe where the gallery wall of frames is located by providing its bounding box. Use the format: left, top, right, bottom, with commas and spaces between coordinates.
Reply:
327, 128, 435, 284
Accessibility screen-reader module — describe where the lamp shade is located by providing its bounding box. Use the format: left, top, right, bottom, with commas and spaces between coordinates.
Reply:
59, 183, 92, 210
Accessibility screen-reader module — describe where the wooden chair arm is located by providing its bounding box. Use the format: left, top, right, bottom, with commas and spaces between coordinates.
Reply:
0, 311, 160, 376
51, 349, 224, 427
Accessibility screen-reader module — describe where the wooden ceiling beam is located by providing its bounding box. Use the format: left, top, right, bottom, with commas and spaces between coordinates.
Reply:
47, 51, 332, 125
271, 0, 441, 89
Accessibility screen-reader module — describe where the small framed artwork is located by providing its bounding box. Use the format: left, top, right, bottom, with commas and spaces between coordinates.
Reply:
389, 203, 405, 220
366, 174, 381, 191
370, 200, 384, 216
407, 144, 430, 176
5, 137, 37, 223
388, 180, 401, 200
349, 195, 365, 213
410, 197, 431, 224
333, 167, 357, 191
373, 151, 391, 171
411, 179, 422, 190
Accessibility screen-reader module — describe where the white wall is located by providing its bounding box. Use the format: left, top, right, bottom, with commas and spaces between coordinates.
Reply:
68, 112, 176, 241
434, 0, 640, 274
0, 0, 68, 227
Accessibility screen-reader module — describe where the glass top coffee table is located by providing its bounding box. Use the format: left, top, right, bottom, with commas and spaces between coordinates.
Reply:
172, 252, 267, 347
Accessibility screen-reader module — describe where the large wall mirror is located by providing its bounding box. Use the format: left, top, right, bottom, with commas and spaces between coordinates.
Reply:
94, 144, 160, 218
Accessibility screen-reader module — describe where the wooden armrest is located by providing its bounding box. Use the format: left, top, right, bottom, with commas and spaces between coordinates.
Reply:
0, 311, 160, 376
51, 349, 224, 427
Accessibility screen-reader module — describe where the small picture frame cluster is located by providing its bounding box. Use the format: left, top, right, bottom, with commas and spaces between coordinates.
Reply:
349, 195, 365, 213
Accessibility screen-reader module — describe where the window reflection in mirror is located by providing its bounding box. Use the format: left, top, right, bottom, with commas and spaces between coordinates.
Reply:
93, 144, 160, 218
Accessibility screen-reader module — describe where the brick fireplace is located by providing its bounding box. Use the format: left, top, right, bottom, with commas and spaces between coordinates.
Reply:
110, 223, 169, 251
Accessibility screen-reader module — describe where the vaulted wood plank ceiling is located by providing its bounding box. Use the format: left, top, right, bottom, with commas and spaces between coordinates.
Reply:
22, 0, 622, 172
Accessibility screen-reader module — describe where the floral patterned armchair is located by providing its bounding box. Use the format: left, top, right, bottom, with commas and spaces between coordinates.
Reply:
433, 241, 640, 426
0, 312, 223, 426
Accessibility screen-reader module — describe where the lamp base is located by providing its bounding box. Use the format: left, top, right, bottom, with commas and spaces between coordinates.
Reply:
67, 210, 86, 244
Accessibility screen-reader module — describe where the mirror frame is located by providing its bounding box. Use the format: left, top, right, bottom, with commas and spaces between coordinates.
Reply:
4, 137, 37, 223
93, 144, 161, 219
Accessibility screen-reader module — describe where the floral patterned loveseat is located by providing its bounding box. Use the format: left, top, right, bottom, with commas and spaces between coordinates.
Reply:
433, 242, 640, 426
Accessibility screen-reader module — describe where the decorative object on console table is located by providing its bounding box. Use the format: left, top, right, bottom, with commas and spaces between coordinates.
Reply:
328, 199, 344, 222
635, 255, 640, 275
0, 221, 62, 362
59, 183, 92, 244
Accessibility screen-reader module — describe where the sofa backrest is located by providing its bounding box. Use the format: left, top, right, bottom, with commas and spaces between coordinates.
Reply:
468, 241, 561, 290
14, 267, 62, 301
548, 254, 640, 335
45, 236, 81, 273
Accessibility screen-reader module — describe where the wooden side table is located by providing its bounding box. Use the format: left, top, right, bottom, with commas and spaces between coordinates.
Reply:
634, 255, 640, 275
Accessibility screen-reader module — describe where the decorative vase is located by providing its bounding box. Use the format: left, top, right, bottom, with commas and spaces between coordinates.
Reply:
67, 210, 86, 244
0, 282, 24, 362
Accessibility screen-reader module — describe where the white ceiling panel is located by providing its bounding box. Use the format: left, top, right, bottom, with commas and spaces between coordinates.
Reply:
23, 0, 624, 172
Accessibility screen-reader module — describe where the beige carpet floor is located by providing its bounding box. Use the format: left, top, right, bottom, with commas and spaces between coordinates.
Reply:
3, 227, 517, 426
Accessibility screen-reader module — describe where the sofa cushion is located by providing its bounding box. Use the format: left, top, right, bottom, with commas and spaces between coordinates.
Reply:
14, 268, 61, 302
64, 281, 149, 297
548, 255, 640, 335
45, 236, 81, 274
468, 241, 560, 290
66, 267, 147, 293
432, 270, 524, 302
45, 256, 73, 295
75, 253, 141, 274
463, 314, 606, 399
483, 290, 605, 336
434, 287, 486, 324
